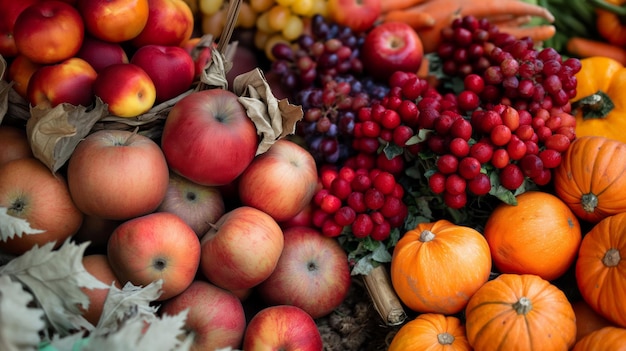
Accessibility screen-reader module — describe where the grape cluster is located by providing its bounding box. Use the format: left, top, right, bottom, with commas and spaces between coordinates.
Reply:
437, 15, 581, 115
270, 14, 389, 164
312, 164, 408, 241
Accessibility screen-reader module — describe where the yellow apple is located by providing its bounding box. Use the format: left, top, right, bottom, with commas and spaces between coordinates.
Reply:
93, 63, 156, 118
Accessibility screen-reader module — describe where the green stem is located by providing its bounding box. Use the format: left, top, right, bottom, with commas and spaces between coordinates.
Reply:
589, 0, 626, 17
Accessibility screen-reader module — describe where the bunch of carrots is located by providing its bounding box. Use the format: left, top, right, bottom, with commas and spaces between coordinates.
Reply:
377, 0, 557, 53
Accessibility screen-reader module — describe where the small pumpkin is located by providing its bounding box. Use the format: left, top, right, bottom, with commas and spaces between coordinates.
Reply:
465, 273, 576, 351
572, 299, 614, 342
390, 219, 492, 315
570, 56, 626, 144
575, 211, 626, 328
572, 326, 626, 351
483, 190, 581, 281
388, 313, 471, 351
553, 136, 626, 223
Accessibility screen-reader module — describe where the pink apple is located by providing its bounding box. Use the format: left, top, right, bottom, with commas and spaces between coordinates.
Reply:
93, 63, 157, 118
327, 0, 381, 33
159, 280, 246, 351
161, 89, 259, 186
200, 206, 284, 292
256, 226, 351, 319
360, 21, 424, 81
26, 57, 98, 108
0, 157, 84, 255
80, 254, 122, 326
131, 0, 195, 48
242, 305, 323, 351
76, 0, 150, 43
238, 139, 318, 222
107, 212, 201, 301
13, 0, 85, 64
75, 35, 130, 73
0, 0, 40, 58
130, 44, 195, 103
0, 125, 33, 167
156, 171, 226, 238
67, 129, 169, 220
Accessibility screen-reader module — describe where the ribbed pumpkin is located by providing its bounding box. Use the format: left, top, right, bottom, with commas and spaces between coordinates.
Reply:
572, 326, 626, 351
553, 136, 626, 223
575, 211, 626, 327
465, 274, 576, 351
388, 313, 471, 351
390, 219, 492, 315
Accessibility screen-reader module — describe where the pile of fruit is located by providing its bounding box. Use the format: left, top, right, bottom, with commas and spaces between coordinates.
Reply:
2, 0, 626, 350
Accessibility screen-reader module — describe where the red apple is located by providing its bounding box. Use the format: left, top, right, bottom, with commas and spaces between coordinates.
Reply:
0, 126, 33, 167
13, 0, 85, 64
93, 63, 156, 118
27, 57, 98, 108
182, 36, 214, 81
161, 89, 259, 186
0, 0, 40, 58
80, 254, 122, 326
238, 139, 318, 223
156, 171, 226, 238
76, 0, 150, 43
200, 206, 284, 292
360, 21, 424, 81
242, 305, 324, 351
327, 0, 381, 33
107, 212, 201, 301
159, 280, 246, 351
0, 157, 84, 255
256, 226, 351, 319
7, 54, 42, 99
75, 35, 130, 73
279, 202, 314, 229
130, 44, 195, 103
131, 0, 195, 48
67, 129, 169, 220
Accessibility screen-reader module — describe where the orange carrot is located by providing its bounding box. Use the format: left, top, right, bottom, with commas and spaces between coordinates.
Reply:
498, 24, 556, 42
566, 37, 626, 66
402, 0, 555, 52
381, 9, 436, 29
380, 0, 429, 13
488, 14, 532, 27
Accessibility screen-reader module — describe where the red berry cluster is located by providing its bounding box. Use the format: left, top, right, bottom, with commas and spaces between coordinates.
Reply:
311, 165, 408, 241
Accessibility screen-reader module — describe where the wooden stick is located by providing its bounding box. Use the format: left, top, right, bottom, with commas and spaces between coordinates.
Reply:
362, 265, 407, 326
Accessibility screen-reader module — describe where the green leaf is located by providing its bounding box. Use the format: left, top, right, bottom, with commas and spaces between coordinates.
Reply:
383, 143, 404, 159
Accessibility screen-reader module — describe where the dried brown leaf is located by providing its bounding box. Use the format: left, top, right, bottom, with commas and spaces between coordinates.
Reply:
0, 55, 10, 124
25, 99, 108, 173
233, 68, 303, 154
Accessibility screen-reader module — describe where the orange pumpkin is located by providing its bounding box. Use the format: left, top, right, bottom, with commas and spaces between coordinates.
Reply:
465, 274, 576, 351
390, 219, 492, 315
553, 136, 626, 223
572, 326, 626, 351
575, 211, 626, 328
388, 313, 471, 351
572, 299, 614, 342
483, 191, 581, 281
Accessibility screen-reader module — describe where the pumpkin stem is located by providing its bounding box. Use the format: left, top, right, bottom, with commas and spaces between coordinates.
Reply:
571, 91, 614, 120
512, 296, 533, 315
419, 229, 436, 242
437, 332, 455, 345
603, 248, 621, 267
581, 193, 599, 214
